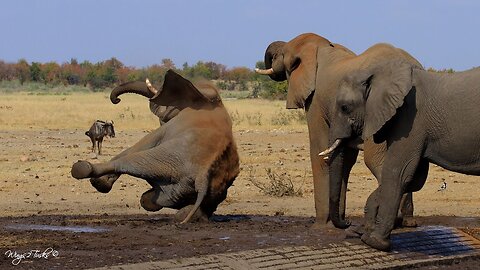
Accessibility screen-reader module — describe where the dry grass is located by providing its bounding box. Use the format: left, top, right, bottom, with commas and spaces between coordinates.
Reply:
0, 92, 308, 132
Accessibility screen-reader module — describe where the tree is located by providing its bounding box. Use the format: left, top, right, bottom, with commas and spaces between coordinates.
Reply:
0, 60, 15, 81
41, 62, 61, 85
30, 62, 42, 82
161, 58, 176, 70
15, 59, 30, 85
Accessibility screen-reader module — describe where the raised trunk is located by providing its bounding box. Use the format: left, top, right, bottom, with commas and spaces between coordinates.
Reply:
328, 146, 351, 229
110, 81, 154, 104
264, 41, 287, 82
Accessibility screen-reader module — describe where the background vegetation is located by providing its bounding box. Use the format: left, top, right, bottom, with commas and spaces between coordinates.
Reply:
0, 58, 288, 100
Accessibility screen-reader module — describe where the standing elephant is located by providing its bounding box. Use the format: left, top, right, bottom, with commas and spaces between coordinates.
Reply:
326, 58, 480, 250
71, 70, 240, 223
256, 33, 422, 227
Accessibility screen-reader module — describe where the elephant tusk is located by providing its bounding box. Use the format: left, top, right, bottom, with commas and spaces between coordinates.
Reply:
318, 139, 342, 157
145, 78, 158, 94
255, 68, 274, 75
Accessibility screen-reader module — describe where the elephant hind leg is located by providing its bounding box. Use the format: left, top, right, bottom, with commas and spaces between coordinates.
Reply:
90, 174, 120, 193
141, 189, 163, 211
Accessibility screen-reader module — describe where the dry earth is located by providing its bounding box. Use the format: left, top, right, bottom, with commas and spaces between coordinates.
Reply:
0, 94, 478, 269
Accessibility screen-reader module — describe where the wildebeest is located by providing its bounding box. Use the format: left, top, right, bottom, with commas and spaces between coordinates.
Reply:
85, 120, 115, 155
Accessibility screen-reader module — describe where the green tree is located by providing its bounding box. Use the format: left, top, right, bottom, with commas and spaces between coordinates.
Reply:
30, 62, 42, 82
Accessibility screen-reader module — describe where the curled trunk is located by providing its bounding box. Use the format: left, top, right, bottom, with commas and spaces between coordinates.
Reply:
110, 81, 154, 104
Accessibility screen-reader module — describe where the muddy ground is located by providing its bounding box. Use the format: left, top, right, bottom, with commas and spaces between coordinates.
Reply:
0, 129, 479, 269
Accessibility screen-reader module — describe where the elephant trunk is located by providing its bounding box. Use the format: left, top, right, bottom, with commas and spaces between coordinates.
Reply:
327, 142, 351, 229
259, 41, 287, 82
110, 81, 155, 104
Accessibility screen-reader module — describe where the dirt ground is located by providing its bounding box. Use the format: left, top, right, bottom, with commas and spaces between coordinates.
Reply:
0, 129, 479, 269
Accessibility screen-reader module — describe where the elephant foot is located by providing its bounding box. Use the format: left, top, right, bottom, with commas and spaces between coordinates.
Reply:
71, 160, 93, 179
345, 224, 367, 238
401, 216, 418, 228
310, 220, 339, 231
140, 189, 163, 212
174, 205, 208, 223
90, 174, 118, 193
361, 232, 391, 251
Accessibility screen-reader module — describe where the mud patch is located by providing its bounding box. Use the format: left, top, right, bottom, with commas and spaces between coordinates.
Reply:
0, 215, 479, 269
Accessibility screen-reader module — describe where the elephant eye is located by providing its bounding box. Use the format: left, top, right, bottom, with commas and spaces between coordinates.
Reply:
341, 104, 351, 114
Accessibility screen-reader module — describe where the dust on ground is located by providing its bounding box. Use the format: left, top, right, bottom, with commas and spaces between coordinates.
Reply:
0, 129, 479, 269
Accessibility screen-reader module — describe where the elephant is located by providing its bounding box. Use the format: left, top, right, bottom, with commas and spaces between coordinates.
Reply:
110, 77, 218, 125
71, 70, 240, 223
325, 58, 480, 251
256, 33, 422, 228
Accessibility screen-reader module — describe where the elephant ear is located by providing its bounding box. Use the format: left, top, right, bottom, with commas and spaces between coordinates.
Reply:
285, 43, 318, 109
149, 70, 220, 109
363, 60, 414, 141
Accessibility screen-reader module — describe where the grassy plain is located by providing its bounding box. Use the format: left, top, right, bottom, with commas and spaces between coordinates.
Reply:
0, 92, 307, 132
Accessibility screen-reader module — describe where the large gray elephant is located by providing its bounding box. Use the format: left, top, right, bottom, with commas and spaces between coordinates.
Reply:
256, 33, 421, 227
71, 70, 240, 223
326, 58, 480, 251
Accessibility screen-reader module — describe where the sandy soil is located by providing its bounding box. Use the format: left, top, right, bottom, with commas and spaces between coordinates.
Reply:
0, 129, 479, 269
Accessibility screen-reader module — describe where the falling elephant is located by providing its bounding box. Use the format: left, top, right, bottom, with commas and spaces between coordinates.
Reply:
71, 70, 240, 223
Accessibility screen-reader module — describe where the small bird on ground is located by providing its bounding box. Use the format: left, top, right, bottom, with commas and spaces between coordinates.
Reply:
438, 180, 447, 191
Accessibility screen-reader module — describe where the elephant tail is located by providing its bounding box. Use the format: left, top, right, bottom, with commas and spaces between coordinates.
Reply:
180, 180, 208, 224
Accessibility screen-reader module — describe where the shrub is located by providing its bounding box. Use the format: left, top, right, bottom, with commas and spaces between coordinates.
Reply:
248, 168, 303, 197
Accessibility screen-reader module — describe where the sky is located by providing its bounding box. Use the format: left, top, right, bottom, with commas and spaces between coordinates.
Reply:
1, 0, 479, 71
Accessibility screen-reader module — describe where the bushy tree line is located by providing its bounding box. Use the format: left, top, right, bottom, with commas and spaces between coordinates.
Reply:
0, 58, 288, 99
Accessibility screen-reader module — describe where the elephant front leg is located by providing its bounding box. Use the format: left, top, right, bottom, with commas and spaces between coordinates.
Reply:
71, 160, 115, 179
362, 154, 423, 251
140, 188, 163, 211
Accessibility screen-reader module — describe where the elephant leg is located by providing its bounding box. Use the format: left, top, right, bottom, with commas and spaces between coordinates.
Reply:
72, 141, 180, 182
305, 111, 331, 227
90, 174, 120, 193
362, 152, 423, 251
364, 140, 416, 228
140, 188, 163, 211
81, 128, 168, 192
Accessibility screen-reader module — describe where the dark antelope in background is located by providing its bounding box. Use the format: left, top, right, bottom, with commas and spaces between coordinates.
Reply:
85, 120, 115, 155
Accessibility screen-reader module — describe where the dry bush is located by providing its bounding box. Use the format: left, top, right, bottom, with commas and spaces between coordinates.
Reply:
270, 110, 306, 126
247, 167, 303, 197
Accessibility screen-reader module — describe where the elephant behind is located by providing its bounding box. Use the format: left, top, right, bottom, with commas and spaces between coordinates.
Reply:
71, 70, 240, 223
256, 33, 422, 228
